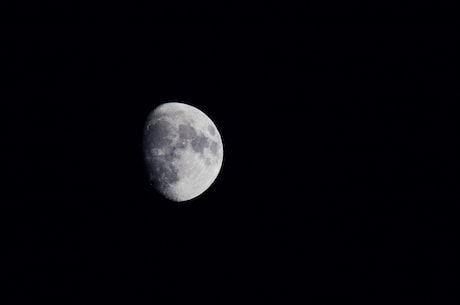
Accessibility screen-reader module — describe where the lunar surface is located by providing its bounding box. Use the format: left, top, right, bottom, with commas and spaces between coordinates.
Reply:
143, 102, 224, 202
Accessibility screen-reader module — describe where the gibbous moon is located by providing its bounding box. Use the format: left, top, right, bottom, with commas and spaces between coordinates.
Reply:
143, 102, 224, 202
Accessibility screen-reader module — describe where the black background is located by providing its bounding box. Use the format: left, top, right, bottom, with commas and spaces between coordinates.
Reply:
3, 18, 457, 305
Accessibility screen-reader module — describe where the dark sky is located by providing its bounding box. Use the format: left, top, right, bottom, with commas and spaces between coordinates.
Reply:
3, 20, 456, 305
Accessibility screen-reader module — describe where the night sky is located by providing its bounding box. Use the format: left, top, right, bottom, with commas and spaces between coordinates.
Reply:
3, 19, 456, 305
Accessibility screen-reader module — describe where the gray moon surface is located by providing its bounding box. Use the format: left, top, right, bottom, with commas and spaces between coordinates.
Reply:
143, 102, 224, 202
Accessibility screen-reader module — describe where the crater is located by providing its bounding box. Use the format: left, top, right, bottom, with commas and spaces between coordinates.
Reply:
164, 147, 180, 162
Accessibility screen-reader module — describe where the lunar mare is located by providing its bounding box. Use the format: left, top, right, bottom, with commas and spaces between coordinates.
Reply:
143, 102, 223, 202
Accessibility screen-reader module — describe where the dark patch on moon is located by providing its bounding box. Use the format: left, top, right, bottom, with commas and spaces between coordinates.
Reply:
178, 123, 197, 140
175, 140, 187, 150
146, 119, 173, 149
191, 134, 209, 153
210, 141, 219, 155
208, 125, 215, 136
163, 147, 179, 162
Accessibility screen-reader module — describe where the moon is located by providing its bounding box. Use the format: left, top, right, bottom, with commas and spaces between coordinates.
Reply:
143, 102, 224, 202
